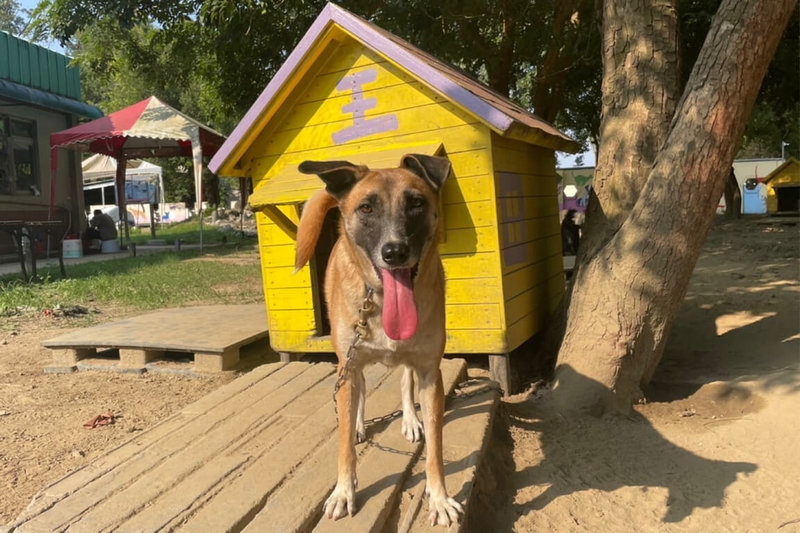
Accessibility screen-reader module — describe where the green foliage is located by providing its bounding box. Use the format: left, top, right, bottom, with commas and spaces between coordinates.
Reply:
0, 246, 262, 315
0, 0, 26, 35
128, 219, 253, 245
26, 0, 799, 162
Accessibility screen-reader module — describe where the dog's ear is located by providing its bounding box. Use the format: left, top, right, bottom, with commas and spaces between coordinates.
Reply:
298, 160, 367, 199
401, 154, 451, 192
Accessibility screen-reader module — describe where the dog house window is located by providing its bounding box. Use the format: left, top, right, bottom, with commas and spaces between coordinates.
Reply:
0, 116, 39, 196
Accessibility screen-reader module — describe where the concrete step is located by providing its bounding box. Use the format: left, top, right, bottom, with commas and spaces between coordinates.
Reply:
3, 358, 499, 533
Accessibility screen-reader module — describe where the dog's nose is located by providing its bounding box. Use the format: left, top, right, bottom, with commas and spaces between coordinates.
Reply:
381, 242, 410, 266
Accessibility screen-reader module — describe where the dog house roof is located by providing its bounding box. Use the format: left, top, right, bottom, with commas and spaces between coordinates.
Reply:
209, 2, 579, 176
762, 157, 800, 185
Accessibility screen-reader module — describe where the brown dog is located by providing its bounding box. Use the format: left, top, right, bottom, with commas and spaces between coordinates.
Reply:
294, 154, 462, 526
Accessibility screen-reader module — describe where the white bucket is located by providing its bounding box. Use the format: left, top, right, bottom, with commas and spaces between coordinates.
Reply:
63, 239, 83, 259
101, 239, 120, 254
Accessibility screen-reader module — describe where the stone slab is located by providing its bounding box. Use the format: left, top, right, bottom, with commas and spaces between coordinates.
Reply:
2, 359, 497, 533
248, 360, 467, 533
393, 381, 500, 533
41, 304, 267, 354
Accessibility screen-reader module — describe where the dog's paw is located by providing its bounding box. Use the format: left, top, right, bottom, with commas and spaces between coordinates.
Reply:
401, 413, 424, 443
427, 493, 463, 527
323, 481, 356, 520
355, 421, 366, 444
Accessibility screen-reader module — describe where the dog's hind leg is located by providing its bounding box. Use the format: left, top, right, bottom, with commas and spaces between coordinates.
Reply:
417, 364, 463, 527
401, 366, 424, 443
323, 364, 361, 520
355, 370, 366, 443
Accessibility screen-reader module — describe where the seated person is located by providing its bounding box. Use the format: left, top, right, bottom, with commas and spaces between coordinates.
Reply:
85, 209, 118, 241
561, 209, 581, 255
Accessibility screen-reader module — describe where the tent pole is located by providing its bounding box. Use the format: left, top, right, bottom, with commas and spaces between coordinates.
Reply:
191, 134, 204, 253
115, 155, 129, 246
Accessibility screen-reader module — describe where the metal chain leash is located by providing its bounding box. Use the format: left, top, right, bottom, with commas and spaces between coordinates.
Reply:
362, 378, 503, 427
330, 285, 504, 423
332, 286, 375, 416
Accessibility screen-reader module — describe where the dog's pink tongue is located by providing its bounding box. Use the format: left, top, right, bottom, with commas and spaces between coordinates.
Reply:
381, 268, 418, 340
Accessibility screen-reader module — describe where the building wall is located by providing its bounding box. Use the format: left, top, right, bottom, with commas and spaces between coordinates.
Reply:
0, 100, 84, 253
493, 134, 564, 352
245, 36, 508, 354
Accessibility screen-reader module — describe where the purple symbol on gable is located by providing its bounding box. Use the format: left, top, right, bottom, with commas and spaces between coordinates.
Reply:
332, 69, 398, 144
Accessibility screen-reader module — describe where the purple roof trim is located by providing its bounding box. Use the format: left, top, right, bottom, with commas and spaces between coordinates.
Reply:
210, 2, 576, 174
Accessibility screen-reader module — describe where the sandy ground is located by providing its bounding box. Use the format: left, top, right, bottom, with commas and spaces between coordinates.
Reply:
469, 216, 800, 532
1, 216, 798, 530
0, 308, 242, 524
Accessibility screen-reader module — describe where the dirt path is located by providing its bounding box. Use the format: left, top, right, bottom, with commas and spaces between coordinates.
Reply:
2, 217, 797, 530
0, 310, 240, 524
470, 217, 800, 532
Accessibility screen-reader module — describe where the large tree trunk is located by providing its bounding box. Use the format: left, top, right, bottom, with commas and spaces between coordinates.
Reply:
552, 0, 796, 415
580, 0, 681, 258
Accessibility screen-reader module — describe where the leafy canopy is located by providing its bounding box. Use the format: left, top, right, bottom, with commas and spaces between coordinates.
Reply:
23, 0, 799, 163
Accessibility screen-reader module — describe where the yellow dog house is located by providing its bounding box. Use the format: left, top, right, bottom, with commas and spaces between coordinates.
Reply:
764, 157, 800, 214
209, 3, 578, 389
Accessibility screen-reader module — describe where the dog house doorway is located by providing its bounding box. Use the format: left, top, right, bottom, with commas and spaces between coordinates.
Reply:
775, 186, 800, 213
309, 207, 340, 336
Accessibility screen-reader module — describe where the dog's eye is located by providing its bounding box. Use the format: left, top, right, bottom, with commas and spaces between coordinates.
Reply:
358, 203, 373, 215
409, 197, 425, 209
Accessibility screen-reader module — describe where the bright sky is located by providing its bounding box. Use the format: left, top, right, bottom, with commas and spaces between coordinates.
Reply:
557, 149, 596, 169
18, 0, 66, 54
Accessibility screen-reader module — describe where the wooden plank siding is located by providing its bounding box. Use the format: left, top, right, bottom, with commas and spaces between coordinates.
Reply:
244, 36, 507, 355
492, 133, 565, 351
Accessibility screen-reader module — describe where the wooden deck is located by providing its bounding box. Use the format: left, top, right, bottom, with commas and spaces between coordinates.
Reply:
41, 305, 269, 374
4, 359, 499, 533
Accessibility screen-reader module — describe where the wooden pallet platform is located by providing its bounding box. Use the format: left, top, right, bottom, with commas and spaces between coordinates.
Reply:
41, 305, 269, 374
3, 359, 499, 533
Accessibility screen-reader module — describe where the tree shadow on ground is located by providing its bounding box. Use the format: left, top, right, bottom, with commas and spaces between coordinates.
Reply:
507, 366, 756, 525
651, 223, 799, 399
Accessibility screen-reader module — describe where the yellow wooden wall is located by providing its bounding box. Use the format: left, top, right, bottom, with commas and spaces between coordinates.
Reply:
766, 161, 800, 212
245, 34, 508, 354
492, 134, 565, 352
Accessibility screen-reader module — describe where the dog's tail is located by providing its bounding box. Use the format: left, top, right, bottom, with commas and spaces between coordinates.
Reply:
295, 188, 337, 273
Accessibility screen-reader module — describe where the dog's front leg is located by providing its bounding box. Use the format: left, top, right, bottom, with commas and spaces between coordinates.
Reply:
323, 365, 360, 520
418, 365, 463, 526
355, 370, 366, 443
401, 366, 424, 442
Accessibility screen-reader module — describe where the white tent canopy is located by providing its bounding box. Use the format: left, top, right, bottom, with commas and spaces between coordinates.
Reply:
81, 153, 163, 184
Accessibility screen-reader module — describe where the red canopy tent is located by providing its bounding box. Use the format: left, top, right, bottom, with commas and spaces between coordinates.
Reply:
50, 96, 226, 248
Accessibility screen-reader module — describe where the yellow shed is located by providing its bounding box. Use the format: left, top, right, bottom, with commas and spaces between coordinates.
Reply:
764, 157, 800, 214
209, 3, 579, 389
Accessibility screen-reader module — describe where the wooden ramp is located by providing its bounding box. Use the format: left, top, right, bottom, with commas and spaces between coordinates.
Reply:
41, 305, 269, 374
3, 359, 499, 533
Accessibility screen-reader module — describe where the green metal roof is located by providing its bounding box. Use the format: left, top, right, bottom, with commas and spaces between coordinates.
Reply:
0, 31, 102, 118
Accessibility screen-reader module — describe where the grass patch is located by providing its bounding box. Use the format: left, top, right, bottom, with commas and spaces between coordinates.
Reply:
0, 245, 263, 315
128, 219, 250, 245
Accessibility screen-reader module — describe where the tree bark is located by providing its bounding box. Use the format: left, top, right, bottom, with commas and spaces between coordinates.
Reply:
552, 0, 797, 415
580, 0, 680, 260
724, 169, 742, 218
